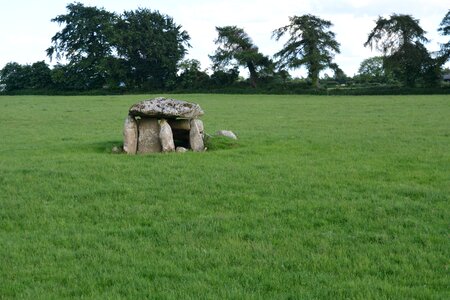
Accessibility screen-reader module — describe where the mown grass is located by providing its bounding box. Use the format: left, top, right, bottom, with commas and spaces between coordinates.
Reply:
0, 94, 449, 298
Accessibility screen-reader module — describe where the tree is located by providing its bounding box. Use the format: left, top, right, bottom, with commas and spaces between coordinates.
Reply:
358, 57, 384, 78
356, 56, 393, 83
364, 14, 439, 87
0, 62, 28, 91
176, 59, 210, 90
272, 14, 341, 88
47, 2, 117, 89
50, 62, 94, 91
332, 66, 348, 85
439, 10, 450, 36
387, 42, 440, 87
209, 26, 272, 87
0, 61, 53, 91
29, 61, 53, 89
438, 10, 450, 62
47, 3, 116, 62
114, 8, 190, 89
210, 67, 239, 87
364, 14, 428, 55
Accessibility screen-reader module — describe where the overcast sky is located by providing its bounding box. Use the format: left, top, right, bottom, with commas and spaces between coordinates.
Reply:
0, 0, 448, 77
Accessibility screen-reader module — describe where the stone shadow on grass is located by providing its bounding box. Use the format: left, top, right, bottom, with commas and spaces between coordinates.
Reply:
90, 136, 239, 154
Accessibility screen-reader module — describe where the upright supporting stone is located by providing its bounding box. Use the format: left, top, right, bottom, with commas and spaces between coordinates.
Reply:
137, 118, 161, 153
159, 119, 175, 152
189, 119, 204, 152
123, 115, 138, 154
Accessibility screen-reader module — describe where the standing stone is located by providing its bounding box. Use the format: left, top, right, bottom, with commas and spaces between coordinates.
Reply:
123, 115, 138, 154
189, 119, 204, 152
137, 118, 161, 153
159, 119, 175, 152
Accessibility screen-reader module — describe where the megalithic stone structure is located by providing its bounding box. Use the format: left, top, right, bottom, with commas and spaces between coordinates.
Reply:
123, 97, 205, 154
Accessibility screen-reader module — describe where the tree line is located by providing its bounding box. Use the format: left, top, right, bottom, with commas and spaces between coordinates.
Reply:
1, 3, 449, 93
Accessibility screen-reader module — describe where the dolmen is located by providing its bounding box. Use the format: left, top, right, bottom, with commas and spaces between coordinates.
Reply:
123, 97, 205, 154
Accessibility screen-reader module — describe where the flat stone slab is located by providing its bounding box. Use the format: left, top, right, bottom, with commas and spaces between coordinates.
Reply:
129, 97, 204, 119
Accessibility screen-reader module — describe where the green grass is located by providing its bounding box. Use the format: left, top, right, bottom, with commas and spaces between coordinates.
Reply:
0, 94, 449, 299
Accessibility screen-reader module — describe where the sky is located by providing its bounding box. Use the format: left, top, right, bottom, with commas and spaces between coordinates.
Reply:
0, 0, 448, 77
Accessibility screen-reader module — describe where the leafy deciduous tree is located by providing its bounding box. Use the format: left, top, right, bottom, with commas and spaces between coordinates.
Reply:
272, 14, 341, 88
114, 8, 190, 89
0, 61, 53, 91
47, 2, 117, 89
176, 59, 210, 89
210, 67, 239, 87
50, 62, 96, 90
29, 61, 53, 89
358, 56, 385, 78
0, 62, 27, 91
357, 56, 393, 83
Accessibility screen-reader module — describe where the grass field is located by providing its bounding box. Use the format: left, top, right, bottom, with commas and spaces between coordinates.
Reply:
0, 94, 449, 298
